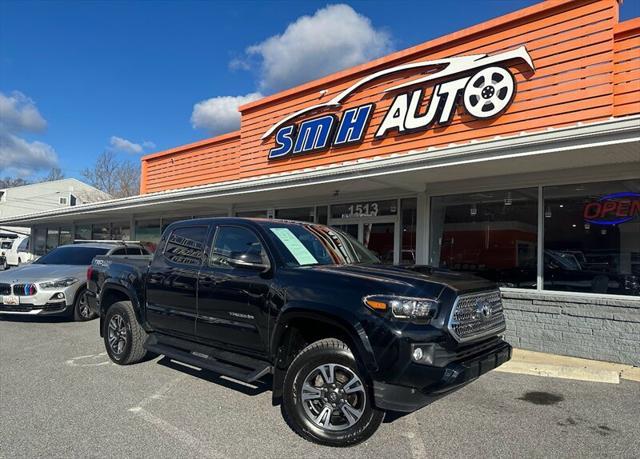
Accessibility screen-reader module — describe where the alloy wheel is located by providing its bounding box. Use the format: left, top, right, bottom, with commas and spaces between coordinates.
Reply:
107, 314, 128, 355
78, 292, 91, 319
300, 363, 366, 431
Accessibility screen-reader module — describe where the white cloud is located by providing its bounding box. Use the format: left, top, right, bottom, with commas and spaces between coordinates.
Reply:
191, 92, 263, 135
108, 136, 156, 154
0, 91, 47, 133
0, 132, 58, 174
0, 90, 57, 177
242, 4, 393, 92
109, 136, 143, 154
190, 5, 392, 134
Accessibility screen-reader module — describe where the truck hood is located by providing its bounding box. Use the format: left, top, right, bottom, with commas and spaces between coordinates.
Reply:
0, 263, 86, 284
305, 264, 496, 296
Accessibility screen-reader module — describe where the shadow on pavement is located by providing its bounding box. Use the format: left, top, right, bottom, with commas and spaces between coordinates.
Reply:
0, 314, 76, 324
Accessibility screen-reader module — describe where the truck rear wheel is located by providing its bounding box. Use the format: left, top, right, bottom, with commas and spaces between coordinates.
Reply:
282, 338, 384, 447
103, 301, 148, 365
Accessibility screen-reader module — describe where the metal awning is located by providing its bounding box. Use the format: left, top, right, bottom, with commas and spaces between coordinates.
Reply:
1, 115, 638, 227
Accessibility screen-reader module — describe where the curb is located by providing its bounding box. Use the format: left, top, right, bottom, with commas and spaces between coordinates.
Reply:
495, 349, 640, 384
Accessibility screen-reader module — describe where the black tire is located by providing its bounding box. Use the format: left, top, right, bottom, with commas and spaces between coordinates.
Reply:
72, 288, 95, 322
103, 301, 148, 365
0, 259, 6, 270
282, 338, 384, 447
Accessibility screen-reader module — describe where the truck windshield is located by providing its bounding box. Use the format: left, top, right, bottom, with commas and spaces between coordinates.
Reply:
263, 222, 379, 267
34, 246, 109, 265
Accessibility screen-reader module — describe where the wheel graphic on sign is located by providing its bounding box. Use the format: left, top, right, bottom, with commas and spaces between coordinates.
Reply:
463, 66, 515, 119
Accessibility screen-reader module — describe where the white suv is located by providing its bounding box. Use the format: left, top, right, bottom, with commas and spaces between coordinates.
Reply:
0, 235, 35, 268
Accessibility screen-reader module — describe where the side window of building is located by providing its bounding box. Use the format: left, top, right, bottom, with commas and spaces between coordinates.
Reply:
210, 226, 267, 268
164, 226, 208, 266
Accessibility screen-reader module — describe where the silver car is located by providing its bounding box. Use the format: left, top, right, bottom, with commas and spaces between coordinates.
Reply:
0, 242, 149, 321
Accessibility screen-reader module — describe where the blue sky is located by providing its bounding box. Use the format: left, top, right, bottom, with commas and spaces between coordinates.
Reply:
1, 0, 638, 180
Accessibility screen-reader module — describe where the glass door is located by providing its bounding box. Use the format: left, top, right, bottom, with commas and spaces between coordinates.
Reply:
329, 218, 399, 264
362, 222, 395, 264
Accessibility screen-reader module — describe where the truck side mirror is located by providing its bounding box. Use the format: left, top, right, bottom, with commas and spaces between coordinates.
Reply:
227, 251, 270, 272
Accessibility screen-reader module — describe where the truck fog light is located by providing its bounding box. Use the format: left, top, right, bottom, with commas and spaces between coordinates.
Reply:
55, 293, 65, 299
412, 347, 424, 361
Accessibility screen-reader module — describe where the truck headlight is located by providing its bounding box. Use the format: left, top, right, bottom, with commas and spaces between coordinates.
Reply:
363, 295, 439, 320
39, 278, 79, 289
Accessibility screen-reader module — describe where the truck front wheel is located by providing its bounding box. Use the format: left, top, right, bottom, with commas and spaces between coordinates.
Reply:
103, 301, 148, 365
282, 338, 384, 447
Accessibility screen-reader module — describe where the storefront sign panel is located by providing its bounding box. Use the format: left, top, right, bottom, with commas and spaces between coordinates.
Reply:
265, 46, 534, 160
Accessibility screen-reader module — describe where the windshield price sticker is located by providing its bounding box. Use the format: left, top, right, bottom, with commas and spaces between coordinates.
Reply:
270, 228, 318, 265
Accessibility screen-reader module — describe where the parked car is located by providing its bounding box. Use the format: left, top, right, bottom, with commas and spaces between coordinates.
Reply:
0, 234, 36, 267
488, 250, 640, 295
88, 218, 510, 446
0, 241, 149, 320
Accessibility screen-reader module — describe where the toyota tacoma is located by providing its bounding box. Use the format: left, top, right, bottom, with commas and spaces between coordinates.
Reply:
88, 218, 511, 446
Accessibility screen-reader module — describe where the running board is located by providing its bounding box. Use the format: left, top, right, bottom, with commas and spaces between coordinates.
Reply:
144, 340, 271, 383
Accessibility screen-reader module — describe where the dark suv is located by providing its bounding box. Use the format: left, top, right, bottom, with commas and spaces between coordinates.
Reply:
88, 218, 510, 446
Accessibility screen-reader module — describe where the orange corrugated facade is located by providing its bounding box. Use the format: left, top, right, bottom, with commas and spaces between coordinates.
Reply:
141, 0, 639, 194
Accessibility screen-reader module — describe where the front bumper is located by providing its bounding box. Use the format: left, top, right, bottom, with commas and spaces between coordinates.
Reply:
373, 340, 511, 412
0, 289, 73, 315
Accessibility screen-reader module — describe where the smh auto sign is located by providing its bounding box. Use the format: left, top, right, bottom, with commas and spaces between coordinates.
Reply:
263, 46, 535, 160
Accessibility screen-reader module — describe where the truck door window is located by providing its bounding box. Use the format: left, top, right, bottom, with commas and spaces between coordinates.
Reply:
163, 226, 208, 266
210, 226, 267, 268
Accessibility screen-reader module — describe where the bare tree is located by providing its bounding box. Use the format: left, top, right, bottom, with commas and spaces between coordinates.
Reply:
39, 167, 65, 182
81, 151, 140, 198
0, 177, 30, 188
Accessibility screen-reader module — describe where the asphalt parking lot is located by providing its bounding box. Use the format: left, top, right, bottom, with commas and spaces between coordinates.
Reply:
1, 316, 639, 458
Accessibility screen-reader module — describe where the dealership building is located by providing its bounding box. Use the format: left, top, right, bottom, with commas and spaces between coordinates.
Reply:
2, 0, 639, 365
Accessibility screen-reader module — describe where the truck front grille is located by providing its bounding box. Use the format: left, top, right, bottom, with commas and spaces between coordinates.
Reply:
0, 283, 11, 295
448, 290, 505, 343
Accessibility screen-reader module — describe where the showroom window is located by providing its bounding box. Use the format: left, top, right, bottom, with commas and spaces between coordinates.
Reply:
236, 210, 268, 218
543, 180, 639, 296
59, 226, 73, 246
75, 224, 91, 241
136, 218, 161, 253
316, 206, 328, 225
46, 228, 60, 252
92, 223, 110, 240
400, 198, 417, 265
33, 228, 46, 255
430, 188, 538, 288
275, 207, 315, 222
111, 222, 130, 241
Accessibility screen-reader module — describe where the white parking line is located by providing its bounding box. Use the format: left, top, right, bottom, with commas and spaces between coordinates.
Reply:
134, 374, 188, 409
129, 407, 224, 459
128, 375, 224, 457
65, 352, 112, 367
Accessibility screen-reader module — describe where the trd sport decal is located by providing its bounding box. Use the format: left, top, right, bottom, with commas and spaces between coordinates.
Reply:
264, 46, 534, 160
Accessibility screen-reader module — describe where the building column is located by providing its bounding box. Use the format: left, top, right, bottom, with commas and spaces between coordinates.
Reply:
415, 192, 429, 265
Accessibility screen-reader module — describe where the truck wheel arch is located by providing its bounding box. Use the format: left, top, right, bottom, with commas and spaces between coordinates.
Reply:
98, 284, 142, 337
270, 309, 377, 404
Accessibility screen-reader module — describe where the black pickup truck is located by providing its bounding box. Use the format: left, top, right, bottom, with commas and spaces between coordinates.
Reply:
87, 217, 511, 447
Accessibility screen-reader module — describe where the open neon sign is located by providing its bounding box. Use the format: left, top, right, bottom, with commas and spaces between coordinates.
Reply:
583, 192, 640, 226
